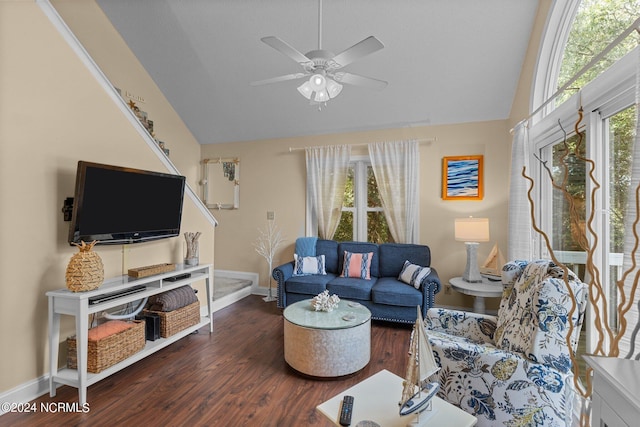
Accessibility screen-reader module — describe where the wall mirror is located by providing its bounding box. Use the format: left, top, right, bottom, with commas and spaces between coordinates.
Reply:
202, 157, 239, 209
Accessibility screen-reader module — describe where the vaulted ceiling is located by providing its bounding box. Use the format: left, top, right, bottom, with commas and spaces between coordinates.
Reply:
95, 0, 539, 144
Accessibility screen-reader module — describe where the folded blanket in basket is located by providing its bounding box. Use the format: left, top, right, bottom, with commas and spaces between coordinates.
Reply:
146, 285, 198, 312
87, 320, 134, 341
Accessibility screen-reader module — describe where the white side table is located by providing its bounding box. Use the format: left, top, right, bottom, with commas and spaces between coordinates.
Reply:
449, 276, 503, 314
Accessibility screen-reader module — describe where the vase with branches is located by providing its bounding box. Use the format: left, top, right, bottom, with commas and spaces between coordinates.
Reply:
254, 219, 285, 302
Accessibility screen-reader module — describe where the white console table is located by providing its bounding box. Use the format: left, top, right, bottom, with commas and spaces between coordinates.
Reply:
47, 263, 213, 405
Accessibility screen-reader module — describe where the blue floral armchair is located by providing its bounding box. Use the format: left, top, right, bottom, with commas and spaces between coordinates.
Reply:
425, 260, 588, 427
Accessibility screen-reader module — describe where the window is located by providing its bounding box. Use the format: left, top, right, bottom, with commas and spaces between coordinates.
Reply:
333, 159, 393, 243
555, 0, 639, 106
532, 1, 639, 364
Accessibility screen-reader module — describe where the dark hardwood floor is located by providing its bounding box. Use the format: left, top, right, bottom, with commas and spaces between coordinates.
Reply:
4, 296, 412, 426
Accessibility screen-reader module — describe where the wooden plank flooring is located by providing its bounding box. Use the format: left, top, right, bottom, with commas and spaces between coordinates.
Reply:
4, 296, 412, 426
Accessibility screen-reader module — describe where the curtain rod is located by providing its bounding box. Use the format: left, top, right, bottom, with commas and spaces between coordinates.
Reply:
288, 137, 437, 152
514, 15, 640, 131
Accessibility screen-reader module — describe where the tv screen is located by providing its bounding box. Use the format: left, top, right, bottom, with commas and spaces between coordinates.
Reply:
68, 161, 186, 245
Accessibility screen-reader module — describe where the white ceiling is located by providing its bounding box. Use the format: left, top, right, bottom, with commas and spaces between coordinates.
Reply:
95, 0, 539, 145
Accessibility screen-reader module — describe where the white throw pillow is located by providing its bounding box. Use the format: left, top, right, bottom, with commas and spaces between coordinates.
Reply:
398, 261, 431, 289
293, 254, 326, 276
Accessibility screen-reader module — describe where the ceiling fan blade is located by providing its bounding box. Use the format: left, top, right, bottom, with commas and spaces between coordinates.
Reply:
261, 36, 313, 65
333, 72, 388, 90
250, 73, 308, 86
328, 36, 384, 69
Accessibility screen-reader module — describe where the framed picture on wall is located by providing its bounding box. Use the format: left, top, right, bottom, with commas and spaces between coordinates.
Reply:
442, 155, 484, 200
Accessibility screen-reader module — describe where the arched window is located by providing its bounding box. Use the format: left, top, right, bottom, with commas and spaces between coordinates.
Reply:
556, 0, 639, 105
533, 0, 639, 117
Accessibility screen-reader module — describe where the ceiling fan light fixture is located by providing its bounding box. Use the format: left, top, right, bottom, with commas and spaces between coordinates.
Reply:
297, 81, 314, 99
313, 89, 329, 103
308, 73, 326, 91
326, 78, 343, 98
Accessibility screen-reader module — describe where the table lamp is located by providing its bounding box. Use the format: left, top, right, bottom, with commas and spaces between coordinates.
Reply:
455, 217, 490, 283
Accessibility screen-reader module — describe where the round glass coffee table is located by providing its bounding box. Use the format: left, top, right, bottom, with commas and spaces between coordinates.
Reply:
283, 298, 371, 377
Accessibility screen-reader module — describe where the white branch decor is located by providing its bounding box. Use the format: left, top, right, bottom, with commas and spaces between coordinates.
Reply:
254, 219, 285, 302
311, 290, 340, 312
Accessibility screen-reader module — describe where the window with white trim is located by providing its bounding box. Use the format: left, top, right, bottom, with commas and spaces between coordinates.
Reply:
333, 159, 393, 243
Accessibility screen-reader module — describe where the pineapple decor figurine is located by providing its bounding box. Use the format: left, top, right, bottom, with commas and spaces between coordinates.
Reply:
65, 240, 104, 292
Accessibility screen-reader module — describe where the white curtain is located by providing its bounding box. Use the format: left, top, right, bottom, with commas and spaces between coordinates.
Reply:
368, 140, 419, 244
305, 145, 351, 240
507, 121, 533, 261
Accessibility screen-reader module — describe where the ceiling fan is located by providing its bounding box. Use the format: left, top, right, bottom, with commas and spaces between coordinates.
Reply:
250, 0, 388, 106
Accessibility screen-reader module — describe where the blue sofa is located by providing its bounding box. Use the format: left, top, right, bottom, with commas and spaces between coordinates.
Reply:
272, 240, 441, 323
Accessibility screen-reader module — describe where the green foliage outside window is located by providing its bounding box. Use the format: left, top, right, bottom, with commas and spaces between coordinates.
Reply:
552, 0, 638, 256
556, 0, 639, 105
333, 164, 393, 243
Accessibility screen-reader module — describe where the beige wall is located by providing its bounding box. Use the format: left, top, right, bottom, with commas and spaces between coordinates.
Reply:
51, 0, 202, 189
203, 120, 512, 308
509, 0, 553, 129
0, 1, 213, 393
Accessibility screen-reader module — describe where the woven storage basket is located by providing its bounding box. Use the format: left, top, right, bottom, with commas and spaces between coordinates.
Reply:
128, 263, 175, 279
143, 301, 200, 338
67, 320, 145, 373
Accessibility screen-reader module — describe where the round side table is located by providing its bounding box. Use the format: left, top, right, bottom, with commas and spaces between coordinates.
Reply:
449, 276, 503, 313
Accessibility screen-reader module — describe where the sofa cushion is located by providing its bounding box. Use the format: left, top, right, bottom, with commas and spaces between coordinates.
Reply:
378, 243, 430, 277
398, 261, 431, 289
285, 273, 335, 296
317, 239, 339, 274
327, 277, 375, 301
338, 242, 379, 277
372, 277, 423, 307
293, 254, 326, 276
341, 251, 374, 279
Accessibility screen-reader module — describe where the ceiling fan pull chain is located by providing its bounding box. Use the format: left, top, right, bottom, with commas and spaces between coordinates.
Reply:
317, 0, 323, 51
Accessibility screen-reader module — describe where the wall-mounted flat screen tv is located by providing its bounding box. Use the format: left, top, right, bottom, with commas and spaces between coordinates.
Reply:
68, 161, 186, 245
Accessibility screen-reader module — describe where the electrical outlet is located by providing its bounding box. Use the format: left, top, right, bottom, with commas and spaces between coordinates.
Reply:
267, 211, 275, 220
444, 285, 452, 295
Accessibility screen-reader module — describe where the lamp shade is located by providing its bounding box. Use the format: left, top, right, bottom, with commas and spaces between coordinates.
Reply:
297, 81, 313, 99
455, 217, 490, 242
326, 78, 343, 98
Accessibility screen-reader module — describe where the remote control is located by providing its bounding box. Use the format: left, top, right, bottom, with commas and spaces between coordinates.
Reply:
339, 395, 354, 426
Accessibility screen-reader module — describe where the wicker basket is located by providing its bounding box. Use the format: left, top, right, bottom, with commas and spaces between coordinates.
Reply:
143, 301, 201, 338
67, 320, 145, 373
128, 263, 175, 278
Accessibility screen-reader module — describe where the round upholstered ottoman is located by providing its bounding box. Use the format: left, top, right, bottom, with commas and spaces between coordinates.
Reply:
283, 299, 371, 377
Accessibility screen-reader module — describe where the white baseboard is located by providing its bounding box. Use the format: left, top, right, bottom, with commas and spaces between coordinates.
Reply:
0, 376, 53, 416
